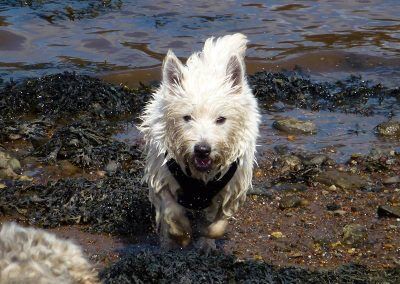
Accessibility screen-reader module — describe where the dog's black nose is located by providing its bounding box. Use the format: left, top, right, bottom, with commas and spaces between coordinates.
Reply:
194, 143, 211, 157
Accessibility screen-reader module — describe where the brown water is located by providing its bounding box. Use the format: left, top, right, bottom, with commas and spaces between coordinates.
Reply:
1, 0, 400, 86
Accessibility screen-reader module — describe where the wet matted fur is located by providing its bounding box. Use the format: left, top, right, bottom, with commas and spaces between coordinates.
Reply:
139, 33, 260, 249
0, 222, 99, 284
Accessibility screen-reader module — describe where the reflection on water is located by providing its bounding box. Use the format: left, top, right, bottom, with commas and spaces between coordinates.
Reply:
0, 0, 400, 83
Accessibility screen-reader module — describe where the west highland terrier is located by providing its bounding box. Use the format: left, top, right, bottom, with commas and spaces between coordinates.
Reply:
139, 33, 260, 250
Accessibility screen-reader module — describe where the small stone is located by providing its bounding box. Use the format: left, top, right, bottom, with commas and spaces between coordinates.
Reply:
383, 176, 400, 185
329, 185, 337, 191
314, 169, 368, 190
376, 121, 400, 137
9, 133, 22, 140
342, 224, 367, 245
8, 158, 21, 171
273, 118, 317, 134
377, 205, 400, 218
333, 210, 346, 216
105, 161, 119, 175
279, 195, 304, 209
271, 231, 284, 239
0, 183, 6, 189
326, 203, 341, 211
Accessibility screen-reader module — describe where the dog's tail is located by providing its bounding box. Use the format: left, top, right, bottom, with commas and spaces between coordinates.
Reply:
202, 33, 248, 62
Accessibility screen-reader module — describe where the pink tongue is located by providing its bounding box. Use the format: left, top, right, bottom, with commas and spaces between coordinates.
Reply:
196, 157, 210, 166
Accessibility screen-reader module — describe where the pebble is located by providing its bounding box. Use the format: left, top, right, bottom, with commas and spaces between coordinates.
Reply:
342, 224, 367, 245
273, 118, 317, 134
377, 205, 400, 218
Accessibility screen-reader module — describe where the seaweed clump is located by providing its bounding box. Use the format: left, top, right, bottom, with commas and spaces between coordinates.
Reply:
0, 72, 148, 118
33, 120, 141, 169
0, 171, 154, 236
100, 250, 400, 283
249, 72, 400, 116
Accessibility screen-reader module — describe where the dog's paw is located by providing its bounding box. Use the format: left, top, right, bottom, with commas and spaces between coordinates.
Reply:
195, 237, 217, 255
203, 219, 228, 239
163, 205, 192, 247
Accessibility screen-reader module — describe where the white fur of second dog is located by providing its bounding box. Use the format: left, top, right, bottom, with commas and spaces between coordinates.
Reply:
0, 222, 99, 284
139, 33, 260, 246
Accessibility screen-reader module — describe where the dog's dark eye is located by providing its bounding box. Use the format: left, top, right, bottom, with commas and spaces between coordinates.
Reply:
183, 115, 192, 122
216, 116, 226, 124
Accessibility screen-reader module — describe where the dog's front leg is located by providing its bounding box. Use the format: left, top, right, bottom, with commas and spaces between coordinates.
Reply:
159, 188, 192, 248
196, 210, 228, 254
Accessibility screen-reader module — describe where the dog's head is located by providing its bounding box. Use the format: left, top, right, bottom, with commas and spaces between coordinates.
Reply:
160, 38, 255, 177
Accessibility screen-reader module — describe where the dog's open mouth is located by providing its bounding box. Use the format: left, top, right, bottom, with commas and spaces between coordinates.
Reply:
194, 156, 212, 172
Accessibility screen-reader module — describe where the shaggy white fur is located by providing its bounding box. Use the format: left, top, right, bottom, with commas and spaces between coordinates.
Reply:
139, 33, 260, 248
0, 222, 99, 284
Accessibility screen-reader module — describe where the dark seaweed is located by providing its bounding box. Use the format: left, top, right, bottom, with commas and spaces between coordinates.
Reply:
249, 72, 400, 116
100, 250, 400, 283
0, 72, 148, 119
33, 120, 141, 169
0, 171, 154, 235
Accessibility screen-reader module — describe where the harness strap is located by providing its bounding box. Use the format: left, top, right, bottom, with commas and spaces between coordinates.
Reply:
166, 158, 238, 210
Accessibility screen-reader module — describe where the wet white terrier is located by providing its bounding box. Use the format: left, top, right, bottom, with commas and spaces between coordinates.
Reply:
0, 223, 99, 284
139, 33, 260, 250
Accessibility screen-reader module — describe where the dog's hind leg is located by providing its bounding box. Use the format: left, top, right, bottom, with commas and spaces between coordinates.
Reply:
159, 188, 192, 248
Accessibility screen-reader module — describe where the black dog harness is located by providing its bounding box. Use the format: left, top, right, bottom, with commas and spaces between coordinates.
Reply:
166, 158, 238, 210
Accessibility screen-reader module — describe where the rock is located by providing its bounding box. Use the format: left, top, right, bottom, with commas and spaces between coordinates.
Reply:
314, 169, 368, 190
0, 151, 23, 180
273, 118, 317, 134
274, 155, 303, 173
333, 210, 346, 216
376, 121, 400, 137
7, 158, 21, 171
383, 176, 400, 185
247, 182, 273, 197
326, 203, 341, 211
279, 195, 308, 209
302, 154, 329, 166
270, 231, 284, 239
377, 205, 400, 218
342, 224, 367, 245
271, 183, 308, 192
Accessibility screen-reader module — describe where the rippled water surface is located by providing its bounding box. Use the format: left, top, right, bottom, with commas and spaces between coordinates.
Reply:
1, 0, 400, 159
1, 0, 400, 84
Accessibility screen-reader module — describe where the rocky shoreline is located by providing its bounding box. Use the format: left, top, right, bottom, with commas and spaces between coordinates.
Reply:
0, 71, 399, 282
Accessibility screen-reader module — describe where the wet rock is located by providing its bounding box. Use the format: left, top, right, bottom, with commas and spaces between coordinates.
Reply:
302, 154, 329, 167
0, 151, 26, 180
314, 169, 368, 190
100, 250, 400, 283
273, 118, 317, 134
333, 210, 347, 216
377, 205, 400, 218
383, 176, 400, 185
326, 203, 341, 211
342, 224, 367, 245
271, 183, 308, 192
279, 195, 308, 209
376, 121, 400, 137
274, 154, 303, 172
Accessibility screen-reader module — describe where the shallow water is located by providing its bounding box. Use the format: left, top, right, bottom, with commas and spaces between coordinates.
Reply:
1, 0, 400, 85
113, 107, 400, 163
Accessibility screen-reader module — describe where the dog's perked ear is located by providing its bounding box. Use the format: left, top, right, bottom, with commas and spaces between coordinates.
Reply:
226, 54, 244, 93
162, 50, 184, 88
